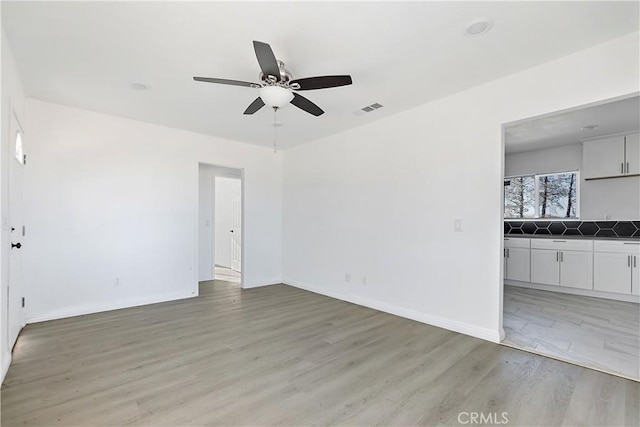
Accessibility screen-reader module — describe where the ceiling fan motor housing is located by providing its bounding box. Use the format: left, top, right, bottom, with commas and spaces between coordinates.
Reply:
259, 61, 300, 89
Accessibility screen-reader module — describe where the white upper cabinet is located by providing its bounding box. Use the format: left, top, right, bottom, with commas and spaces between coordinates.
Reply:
583, 133, 640, 179
625, 133, 639, 175
583, 135, 625, 179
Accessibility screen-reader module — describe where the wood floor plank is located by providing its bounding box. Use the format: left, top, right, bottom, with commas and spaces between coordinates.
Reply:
1, 281, 638, 426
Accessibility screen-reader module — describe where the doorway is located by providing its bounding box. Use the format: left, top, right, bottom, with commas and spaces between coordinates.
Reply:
214, 176, 242, 284
7, 107, 26, 350
197, 163, 243, 288
500, 93, 640, 381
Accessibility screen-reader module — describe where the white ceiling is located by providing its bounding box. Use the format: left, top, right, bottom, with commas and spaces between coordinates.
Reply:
505, 95, 640, 153
3, 1, 639, 150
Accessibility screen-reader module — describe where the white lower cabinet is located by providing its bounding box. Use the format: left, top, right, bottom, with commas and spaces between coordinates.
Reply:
504, 238, 530, 282
593, 241, 640, 295
531, 249, 559, 286
529, 239, 594, 290
505, 236, 639, 299
559, 250, 593, 289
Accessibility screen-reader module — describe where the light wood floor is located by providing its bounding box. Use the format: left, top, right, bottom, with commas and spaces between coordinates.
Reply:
2, 281, 638, 426
503, 286, 640, 381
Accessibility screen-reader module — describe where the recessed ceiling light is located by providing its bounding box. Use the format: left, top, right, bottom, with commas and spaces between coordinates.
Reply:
131, 83, 149, 91
464, 18, 493, 37
581, 125, 599, 131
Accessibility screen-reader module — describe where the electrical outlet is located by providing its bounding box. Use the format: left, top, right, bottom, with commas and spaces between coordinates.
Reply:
114, 277, 120, 286
345, 273, 351, 282
454, 218, 463, 232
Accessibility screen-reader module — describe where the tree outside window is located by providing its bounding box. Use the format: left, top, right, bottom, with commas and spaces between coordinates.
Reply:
505, 171, 578, 219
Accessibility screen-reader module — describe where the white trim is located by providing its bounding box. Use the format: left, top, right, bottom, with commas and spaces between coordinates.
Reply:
504, 281, 640, 303
1, 351, 11, 383
26, 291, 196, 324
284, 279, 502, 343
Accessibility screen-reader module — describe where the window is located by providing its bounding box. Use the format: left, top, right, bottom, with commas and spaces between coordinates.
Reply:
504, 171, 578, 219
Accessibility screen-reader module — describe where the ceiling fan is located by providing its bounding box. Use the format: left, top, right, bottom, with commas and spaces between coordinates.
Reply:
193, 41, 353, 117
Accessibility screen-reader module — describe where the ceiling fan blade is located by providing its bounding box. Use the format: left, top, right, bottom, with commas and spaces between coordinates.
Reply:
253, 41, 281, 81
290, 93, 324, 116
243, 97, 265, 115
290, 75, 352, 91
193, 77, 257, 87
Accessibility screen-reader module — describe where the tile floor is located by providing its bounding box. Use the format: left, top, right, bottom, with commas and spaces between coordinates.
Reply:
503, 285, 639, 381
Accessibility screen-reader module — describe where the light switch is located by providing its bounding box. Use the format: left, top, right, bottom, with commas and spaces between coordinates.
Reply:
454, 218, 463, 232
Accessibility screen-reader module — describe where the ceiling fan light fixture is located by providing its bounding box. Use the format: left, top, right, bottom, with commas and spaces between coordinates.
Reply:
259, 85, 294, 108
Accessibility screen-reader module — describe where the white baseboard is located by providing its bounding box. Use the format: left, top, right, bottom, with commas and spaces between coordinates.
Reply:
283, 279, 502, 343
2, 351, 11, 383
26, 291, 197, 324
505, 280, 640, 303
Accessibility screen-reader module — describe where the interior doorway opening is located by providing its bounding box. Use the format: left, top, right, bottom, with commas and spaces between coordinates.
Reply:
198, 163, 243, 288
214, 176, 242, 284
500, 93, 640, 381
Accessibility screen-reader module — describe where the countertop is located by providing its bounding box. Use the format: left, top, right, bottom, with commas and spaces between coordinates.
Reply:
504, 234, 640, 242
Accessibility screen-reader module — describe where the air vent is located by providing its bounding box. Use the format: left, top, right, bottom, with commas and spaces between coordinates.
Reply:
359, 102, 384, 113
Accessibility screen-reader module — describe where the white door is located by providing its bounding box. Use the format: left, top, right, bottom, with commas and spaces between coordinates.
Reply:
505, 247, 531, 282
230, 182, 242, 272
625, 133, 639, 175
582, 136, 625, 179
594, 252, 632, 294
559, 250, 593, 290
531, 249, 559, 286
8, 111, 25, 349
632, 255, 639, 296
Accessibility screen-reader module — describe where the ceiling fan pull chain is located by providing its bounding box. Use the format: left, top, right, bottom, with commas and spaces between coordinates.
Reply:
273, 107, 278, 153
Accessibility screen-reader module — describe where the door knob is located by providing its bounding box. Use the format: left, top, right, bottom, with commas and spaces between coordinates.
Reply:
230, 230, 234, 233
11, 242, 21, 249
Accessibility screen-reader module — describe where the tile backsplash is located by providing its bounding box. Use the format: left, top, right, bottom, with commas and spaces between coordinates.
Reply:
504, 220, 640, 238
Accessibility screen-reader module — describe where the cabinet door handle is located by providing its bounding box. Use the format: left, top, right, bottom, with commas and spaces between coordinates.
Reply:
560, 251, 563, 262
507, 248, 509, 258
556, 251, 559, 262
635, 255, 637, 268
626, 162, 630, 173
629, 255, 632, 267
621, 163, 624, 173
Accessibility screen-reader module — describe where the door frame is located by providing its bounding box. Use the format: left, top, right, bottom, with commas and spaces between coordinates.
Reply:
194, 162, 245, 293
499, 91, 640, 344
7, 104, 26, 350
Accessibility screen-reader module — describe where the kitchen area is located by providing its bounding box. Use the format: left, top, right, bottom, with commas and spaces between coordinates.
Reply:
502, 94, 639, 380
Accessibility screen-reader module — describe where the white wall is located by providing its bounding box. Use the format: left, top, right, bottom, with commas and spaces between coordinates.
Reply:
23, 99, 283, 323
506, 142, 640, 220
505, 144, 582, 176
198, 164, 214, 281
1, 29, 26, 381
282, 32, 639, 342
215, 177, 240, 269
